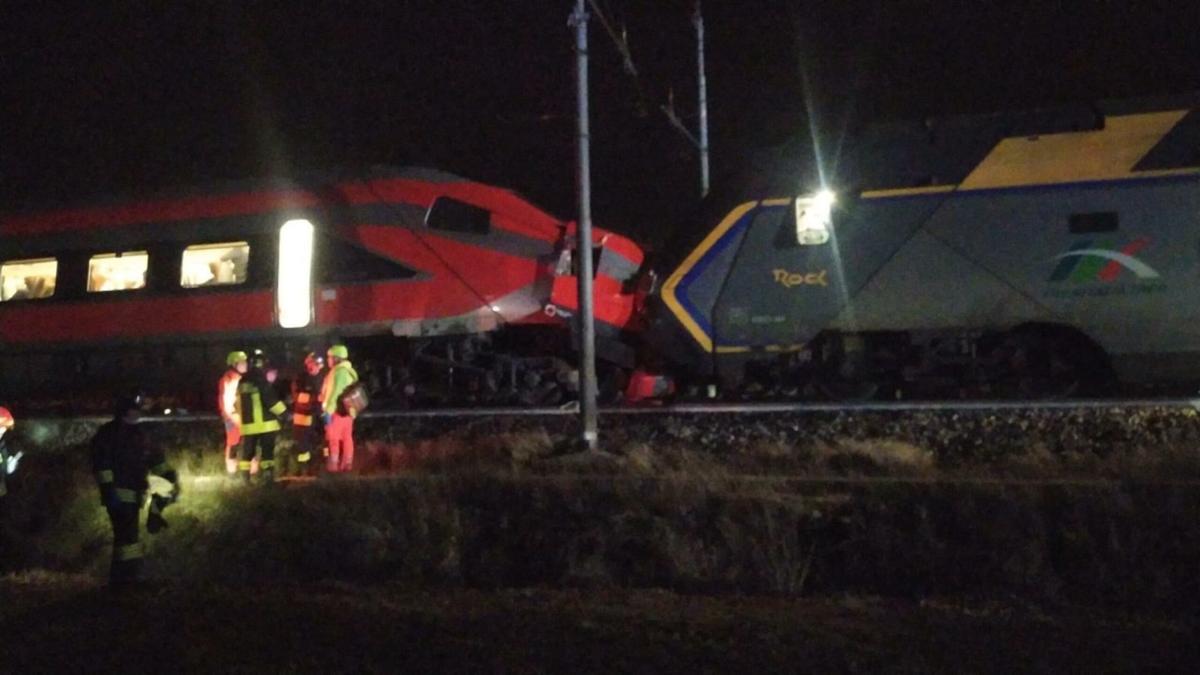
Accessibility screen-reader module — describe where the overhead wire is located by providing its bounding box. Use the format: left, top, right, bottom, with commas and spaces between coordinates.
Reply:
585, 0, 704, 150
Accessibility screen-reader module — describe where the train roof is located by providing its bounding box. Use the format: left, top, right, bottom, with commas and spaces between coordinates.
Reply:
842, 93, 1200, 194
0, 166, 548, 239
1, 166, 467, 218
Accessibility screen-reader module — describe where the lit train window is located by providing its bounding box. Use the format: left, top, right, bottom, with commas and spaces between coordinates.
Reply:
180, 241, 250, 288
87, 251, 149, 293
0, 257, 58, 301
277, 219, 314, 328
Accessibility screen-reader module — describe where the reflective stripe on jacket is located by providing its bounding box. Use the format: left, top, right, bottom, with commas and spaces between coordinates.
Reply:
90, 418, 177, 495
292, 371, 324, 427
237, 370, 285, 435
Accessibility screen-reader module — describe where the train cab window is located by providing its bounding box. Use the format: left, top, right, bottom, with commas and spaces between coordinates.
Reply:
87, 251, 148, 293
1, 257, 58, 301
180, 241, 250, 288
1069, 212, 1118, 234
794, 191, 835, 246
426, 196, 491, 235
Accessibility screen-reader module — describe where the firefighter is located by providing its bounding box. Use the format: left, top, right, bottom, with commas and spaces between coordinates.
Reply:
291, 351, 326, 476
0, 407, 21, 505
236, 350, 288, 484
320, 344, 359, 473
219, 350, 249, 475
91, 392, 180, 588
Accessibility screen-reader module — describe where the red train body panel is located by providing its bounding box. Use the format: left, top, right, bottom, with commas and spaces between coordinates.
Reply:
0, 168, 645, 410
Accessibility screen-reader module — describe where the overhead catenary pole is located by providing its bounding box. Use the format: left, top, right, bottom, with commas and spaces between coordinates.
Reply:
570, 0, 599, 451
694, 1, 710, 197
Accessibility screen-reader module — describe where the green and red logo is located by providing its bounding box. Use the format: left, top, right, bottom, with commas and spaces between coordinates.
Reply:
1048, 238, 1160, 283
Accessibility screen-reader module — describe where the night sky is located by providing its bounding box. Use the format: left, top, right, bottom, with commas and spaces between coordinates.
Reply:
2, 1, 1198, 245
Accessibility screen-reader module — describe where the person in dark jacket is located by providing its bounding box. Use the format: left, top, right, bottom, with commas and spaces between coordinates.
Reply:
235, 351, 288, 484
291, 351, 326, 476
0, 407, 20, 506
91, 392, 180, 588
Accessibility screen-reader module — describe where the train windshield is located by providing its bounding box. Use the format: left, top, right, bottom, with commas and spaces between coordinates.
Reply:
794, 190, 835, 246
277, 219, 314, 328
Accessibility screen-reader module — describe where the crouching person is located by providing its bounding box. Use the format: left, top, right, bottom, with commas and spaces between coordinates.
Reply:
91, 392, 181, 589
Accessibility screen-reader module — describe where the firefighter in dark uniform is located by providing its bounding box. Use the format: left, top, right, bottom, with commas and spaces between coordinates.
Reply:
236, 351, 288, 484
91, 392, 180, 588
291, 351, 326, 476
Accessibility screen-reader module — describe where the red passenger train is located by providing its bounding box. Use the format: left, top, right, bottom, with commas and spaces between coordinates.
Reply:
0, 168, 645, 412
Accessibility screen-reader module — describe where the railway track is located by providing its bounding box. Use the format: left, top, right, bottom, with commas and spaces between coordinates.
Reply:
81, 396, 1200, 424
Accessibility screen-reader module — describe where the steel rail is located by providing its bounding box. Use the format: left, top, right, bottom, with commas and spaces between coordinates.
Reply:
39, 396, 1198, 424
604, 397, 1200, 415
192, 473, 1200, 489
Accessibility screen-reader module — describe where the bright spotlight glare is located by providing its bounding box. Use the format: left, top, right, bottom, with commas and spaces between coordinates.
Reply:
814, 189, 836, 209
278, 219, 315, 328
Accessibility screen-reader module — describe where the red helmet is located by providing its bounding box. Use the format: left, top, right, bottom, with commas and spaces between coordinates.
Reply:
304, 351, 325, 374
0, 407, 13, 430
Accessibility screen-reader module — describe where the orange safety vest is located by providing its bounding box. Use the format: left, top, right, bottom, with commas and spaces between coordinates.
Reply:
291, 371, 323, 427
218, 369, 241, 422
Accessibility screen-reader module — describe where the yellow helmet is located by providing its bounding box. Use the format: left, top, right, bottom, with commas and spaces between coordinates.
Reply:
327, 344, 349, 360
226, 350, 249, 367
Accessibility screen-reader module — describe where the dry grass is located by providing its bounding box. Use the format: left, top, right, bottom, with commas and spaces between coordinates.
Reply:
4, 420, 1200, 614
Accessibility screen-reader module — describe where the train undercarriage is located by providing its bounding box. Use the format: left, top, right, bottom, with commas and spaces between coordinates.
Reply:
710, 323, 1165, 402
1, 324, 629, 415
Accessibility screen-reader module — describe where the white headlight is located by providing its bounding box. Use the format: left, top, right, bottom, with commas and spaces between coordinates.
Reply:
813, 189, 836, 210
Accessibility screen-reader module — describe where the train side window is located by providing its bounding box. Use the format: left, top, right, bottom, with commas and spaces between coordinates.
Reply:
87, 251, 148, 293
1, 257, 58, 301
319, 236, 417, 283
180, 241, 250, 288
426, 196, 491, 235
1069, 212, 1118, 234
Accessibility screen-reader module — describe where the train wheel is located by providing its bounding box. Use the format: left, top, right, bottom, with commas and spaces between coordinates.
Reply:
812, 356, 880, 401
994, 326, 1111, 399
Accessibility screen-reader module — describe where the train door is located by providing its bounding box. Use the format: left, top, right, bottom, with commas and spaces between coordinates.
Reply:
276, 218, 315, 329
